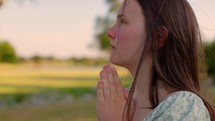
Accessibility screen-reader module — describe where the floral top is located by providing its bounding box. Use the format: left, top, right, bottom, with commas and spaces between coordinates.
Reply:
143, 91, 210, 121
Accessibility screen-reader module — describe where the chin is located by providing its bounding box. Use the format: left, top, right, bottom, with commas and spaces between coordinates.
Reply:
109, 55, 117, 64
109, 55, 128, 68
110, 54, 119, 64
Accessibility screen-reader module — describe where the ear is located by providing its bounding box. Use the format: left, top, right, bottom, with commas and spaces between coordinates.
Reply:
157, 26, 168, 49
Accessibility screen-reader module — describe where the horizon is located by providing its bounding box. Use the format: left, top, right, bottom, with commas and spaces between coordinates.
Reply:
0, 0, 215, 59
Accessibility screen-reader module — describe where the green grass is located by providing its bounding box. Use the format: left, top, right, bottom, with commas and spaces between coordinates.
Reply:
0, 99, 97, 121
206, 86, 215, 105
0, 63, 214, 121
0, 63, 132, 121
0, 63, 131, 95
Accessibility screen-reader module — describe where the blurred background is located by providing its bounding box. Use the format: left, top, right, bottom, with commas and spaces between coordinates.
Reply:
0, 0, 214, 121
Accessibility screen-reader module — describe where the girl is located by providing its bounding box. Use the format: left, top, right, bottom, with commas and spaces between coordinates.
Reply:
96, 0, 215, 120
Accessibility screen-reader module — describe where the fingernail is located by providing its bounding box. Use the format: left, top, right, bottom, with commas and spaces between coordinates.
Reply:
103, 65, 108, 69
111, 67, 115, 71
107, 64, 111, 70
112, 67, 116, 73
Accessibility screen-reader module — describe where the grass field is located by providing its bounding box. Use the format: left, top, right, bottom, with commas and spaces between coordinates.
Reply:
0, 63, 131, 121
0, 63, 214, 121
0, 99, 97, 121
0, 63, 130, 95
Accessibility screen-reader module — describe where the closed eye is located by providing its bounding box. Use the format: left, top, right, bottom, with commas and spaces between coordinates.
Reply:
117, 14, 128, 24
120, 18, 127, 24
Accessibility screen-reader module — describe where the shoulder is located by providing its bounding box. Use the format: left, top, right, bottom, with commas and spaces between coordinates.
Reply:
144, 91, 210, 121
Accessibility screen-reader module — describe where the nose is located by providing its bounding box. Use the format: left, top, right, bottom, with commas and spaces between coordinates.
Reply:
107, 26, 116, 39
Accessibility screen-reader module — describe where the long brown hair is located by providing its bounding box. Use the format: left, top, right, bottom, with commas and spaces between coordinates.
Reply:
0, 0, 3, 7
124, 0, 215, 120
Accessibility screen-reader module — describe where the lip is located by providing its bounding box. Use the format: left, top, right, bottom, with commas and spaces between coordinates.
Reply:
110, 42, 116, 49
111, 44, 116, 49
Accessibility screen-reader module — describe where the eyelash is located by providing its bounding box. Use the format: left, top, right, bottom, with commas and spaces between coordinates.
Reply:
120, 18, 126, 24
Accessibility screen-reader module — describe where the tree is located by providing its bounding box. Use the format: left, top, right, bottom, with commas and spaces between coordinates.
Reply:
0, 0, 36, 63
95, 0, 120, 51
204, 40, 215, 76
30, 55, 42, 63
0, 41, 17, 63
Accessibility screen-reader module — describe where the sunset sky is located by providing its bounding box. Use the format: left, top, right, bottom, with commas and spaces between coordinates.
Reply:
0, 0, 215, 59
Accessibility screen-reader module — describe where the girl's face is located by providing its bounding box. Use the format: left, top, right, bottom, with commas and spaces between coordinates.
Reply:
107, 0, 147, 68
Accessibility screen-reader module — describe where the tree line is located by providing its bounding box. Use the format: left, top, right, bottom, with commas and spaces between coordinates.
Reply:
0, 40, 215, 73
0, 41, 108, 65
0, 0, 215, 81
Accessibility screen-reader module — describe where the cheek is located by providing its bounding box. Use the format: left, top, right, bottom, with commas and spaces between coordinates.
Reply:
110, 27, 146, 66
118, 26, 145, 51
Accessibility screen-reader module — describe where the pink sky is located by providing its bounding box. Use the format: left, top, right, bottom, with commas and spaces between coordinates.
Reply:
0, 0, 215, 59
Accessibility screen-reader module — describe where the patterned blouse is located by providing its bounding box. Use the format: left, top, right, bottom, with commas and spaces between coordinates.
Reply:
143, 91, 210, 121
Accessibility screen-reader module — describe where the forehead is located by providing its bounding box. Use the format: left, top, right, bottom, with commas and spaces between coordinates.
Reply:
118, 0, 142, 16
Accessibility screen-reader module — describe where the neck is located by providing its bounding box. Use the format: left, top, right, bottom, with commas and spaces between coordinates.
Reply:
127, 54, 153, 97
127, 55, 153, 110
126, 56, 174, 108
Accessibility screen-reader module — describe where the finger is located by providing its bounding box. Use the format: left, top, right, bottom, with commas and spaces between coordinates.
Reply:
96, 81, 104, 121
123, 88, 129, 99
100, 69, 111, 99
98, 114, 102, 121
111, 67, 124, 97
97, 80, 104, 104
106, 65, 117, 98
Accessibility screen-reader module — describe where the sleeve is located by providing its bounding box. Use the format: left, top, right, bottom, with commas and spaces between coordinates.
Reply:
143, 92, 210, 121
